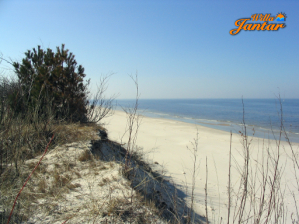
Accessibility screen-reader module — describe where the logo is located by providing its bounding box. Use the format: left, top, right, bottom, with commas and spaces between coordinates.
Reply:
276, 12, 286, 21
230, 13, 286, 35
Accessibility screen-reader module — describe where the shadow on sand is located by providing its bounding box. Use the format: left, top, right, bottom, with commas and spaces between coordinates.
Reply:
90, 131, 206, 224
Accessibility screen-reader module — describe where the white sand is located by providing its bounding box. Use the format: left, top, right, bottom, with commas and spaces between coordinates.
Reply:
24, 141, 166, 223
102, 109, 299, 222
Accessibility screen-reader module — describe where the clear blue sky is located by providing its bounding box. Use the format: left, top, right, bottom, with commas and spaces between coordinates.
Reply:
1, 0, 298, 99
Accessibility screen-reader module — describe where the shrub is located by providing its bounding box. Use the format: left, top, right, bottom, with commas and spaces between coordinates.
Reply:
12, 44, 90, 122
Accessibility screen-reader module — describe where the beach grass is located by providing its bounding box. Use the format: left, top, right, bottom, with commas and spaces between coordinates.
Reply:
1, 72, 298, 223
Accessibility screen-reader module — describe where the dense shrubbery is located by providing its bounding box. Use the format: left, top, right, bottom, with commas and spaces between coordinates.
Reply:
0, 43, 115, 171
12, 44, 90, 122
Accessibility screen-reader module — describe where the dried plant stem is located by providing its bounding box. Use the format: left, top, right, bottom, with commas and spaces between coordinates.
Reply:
205, 156, 209, 224
186, 130, 200, 223
227, 131, 232, 224
122, 73, 141, 173
6, 134, 54, 224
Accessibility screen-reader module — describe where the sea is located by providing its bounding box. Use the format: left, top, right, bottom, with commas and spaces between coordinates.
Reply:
114, 99, 299, 143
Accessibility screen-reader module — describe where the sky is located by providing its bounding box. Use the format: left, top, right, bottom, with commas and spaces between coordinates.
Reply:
0, 0, 298, 99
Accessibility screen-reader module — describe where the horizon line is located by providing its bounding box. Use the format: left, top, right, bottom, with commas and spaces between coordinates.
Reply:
113, 97, 299, 100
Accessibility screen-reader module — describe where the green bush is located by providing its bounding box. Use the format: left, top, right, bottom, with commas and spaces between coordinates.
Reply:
12, 44, 90, 122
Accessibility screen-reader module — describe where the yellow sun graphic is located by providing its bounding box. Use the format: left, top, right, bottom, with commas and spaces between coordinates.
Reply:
276, 12, 286, 21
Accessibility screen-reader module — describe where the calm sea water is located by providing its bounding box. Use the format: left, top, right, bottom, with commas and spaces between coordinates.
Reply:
115, 99, 299, 143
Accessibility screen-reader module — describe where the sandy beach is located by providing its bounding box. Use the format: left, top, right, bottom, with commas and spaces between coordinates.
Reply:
102, 109, 299, 222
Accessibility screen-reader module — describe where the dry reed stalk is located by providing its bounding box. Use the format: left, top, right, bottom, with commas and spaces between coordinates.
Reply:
227, 131, 232, 224
205, 156, 209, 224
6, 134, 54, 224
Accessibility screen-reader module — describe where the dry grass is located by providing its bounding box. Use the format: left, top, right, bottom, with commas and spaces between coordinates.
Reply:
0, 73, 204, 223
0, 120, 104, 223
37, 178, 47, 193
1, 129, 170, 223
53, 122, 103, 145
78, 149, 93, 162
5, 72, 296, 224
0, 70, 115, 223
188, 98, 299, 224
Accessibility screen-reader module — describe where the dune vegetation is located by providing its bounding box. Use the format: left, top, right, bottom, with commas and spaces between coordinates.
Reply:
1, 45, 298, 224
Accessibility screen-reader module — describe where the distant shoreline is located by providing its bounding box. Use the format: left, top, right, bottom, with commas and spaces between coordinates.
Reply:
113, 105, 299, 144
